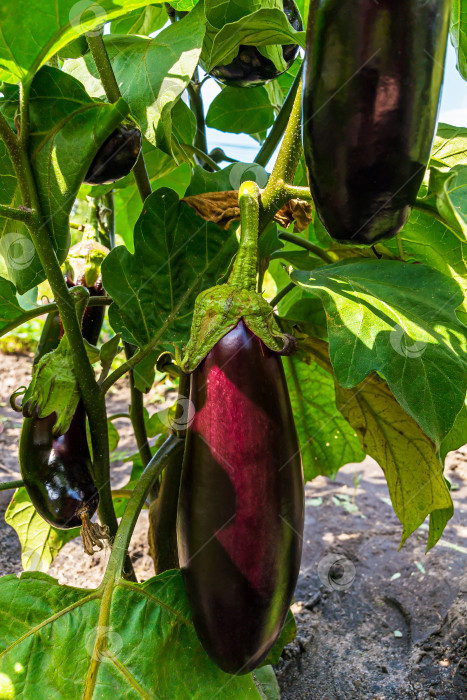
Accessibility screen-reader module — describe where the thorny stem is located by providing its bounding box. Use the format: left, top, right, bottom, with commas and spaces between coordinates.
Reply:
254, 63, 303, 168
0, 203, 34, 223
260, 76, 305, 230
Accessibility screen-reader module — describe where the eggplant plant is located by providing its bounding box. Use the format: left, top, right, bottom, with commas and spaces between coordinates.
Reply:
0, 0, 465, 698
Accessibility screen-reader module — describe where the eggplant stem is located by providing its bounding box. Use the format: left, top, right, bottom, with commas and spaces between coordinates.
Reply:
79, 508, 110, 556
228, 181, 261, 291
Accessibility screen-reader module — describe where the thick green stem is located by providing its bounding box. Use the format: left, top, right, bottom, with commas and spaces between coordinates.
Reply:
278, 231, 334, 264
13, 82, 121, 559
283, 184, 313, 201
254, 63, 303, 168
132, 154, 152, 202
228, 181, 261, 291
125, 342, 152, 469
0, 297, 112, 339
101, 192, 116, 250
260, 77, 304, 230
0, 479, 24, 492
103, 433, 185, 584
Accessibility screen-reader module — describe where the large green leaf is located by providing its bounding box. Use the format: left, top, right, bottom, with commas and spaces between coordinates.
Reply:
205, 8, 306, 70
65, 6, 206, 153
204, 0, 280, 29
0, 569, 261, 698
110, 4, 167, 34
0, 0, 176, 82
451, 0, 467, 80
5, 488, 79, 572
336, 373, 453, 550
0, 67, 129, 293
0, 277, 29, 335
292, 259, 467, 446
284, 354, 365, 481
101, 187, 237, 347
206, 86, 275, 135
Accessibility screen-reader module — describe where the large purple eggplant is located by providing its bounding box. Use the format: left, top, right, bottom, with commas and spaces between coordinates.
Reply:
177, 320, 304, 674
302, 0, 451, 244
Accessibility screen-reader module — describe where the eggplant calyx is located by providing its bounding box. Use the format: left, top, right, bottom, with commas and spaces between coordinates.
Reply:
79, 507, 110, 556
182, 284, 290, 372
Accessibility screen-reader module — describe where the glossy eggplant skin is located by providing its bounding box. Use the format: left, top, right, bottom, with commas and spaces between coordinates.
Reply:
19, 295, 104, 529
302, 0, 451, 245
19, 405, 98, 528
209, 0, 302, 88
177, 320, 304, 674
84, 125, 142, 185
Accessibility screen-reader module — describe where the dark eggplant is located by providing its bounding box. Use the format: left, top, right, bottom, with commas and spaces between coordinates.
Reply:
177, 320, 304, 674
84, 125, 142, 185
19, 287, 105, 529
208, 0, 302, 88
302, 0, 451, 245
19, 405, 98, 528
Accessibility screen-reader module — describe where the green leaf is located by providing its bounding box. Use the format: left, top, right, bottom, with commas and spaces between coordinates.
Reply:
0, 0, 171, 81
5, 488, 79, 571
206, 8, 306, 70
1, 67, 129, 294
206, 86, 275, 135
261, 608, 296, 667
432, 123, 467, 167
102, 187, 237, 347
205, 0, 280, 29
0, 569, 261, 698
0, 277, 28, 334
110, 4, 167, 34
440, 397, 467, 462
65, 6, 206, 153
335, 373, 453, 549
284, 354, 365, 481
450, 0, 467, 80
253, 666, 280, 700
292, 259, 467, 447
425, 164, 467, 236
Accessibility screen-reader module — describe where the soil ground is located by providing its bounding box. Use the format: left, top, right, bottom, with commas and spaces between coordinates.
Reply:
0, 352, 466, 699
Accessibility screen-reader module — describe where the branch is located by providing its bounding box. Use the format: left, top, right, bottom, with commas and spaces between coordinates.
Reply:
187, 70, 209, 164
269, 281, 295, 308
278, 231, 334, 264
254, 63, 303, 169
181, 143, 220, 171
0, 203, 34, 223
0, 296, 112, 339
0, 479, 24, 492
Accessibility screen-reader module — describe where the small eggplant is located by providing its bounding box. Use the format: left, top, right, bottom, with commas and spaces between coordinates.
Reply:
177, 320, 304, 674
208, 0, 303, 88
84, 125, 142, 186
19, 404, 98, 529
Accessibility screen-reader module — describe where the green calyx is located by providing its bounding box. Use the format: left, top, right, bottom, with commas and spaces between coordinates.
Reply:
20, 287, 96, 435
182, 181, 295, 372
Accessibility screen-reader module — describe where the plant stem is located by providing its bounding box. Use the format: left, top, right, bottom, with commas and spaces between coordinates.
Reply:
278, 231, 334, 264
187, 70, 209, 165
125, 342, 152, 469
0, 204, 33, 223
396, 233, 405, 261
0, 479, 24, 492
101, 192, 116, 249
103, 433, 185, 583
254, 63, 303, 169
260, 77, 304, 230
181, 143, 220, 171
228, 181, 261, 291
14, 84, 121, 558
0, 297, 112, 339
86, 30, 152, 201
283, 184, 313, 201
270, 281, 295, 308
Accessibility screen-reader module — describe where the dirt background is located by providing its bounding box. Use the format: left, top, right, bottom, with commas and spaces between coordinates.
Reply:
0, 352, 466, 699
